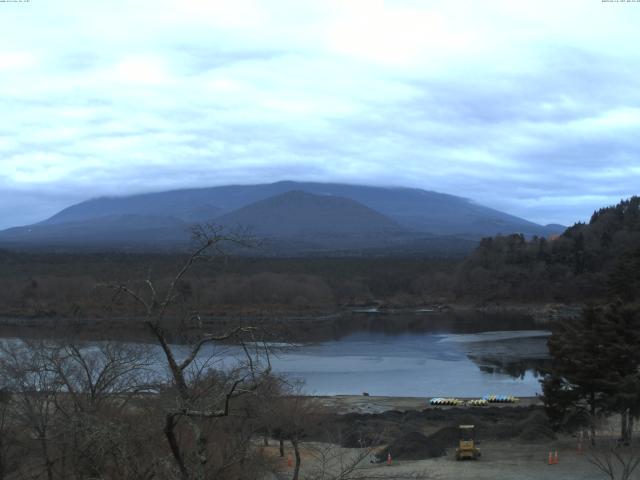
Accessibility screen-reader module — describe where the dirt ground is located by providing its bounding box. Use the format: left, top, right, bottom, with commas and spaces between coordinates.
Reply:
264, 395, 628, 479
347, 440, 604, 480
268, 437, 606, 480
360, 442, 604, 480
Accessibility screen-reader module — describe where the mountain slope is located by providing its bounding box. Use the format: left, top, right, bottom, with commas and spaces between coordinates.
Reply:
0, 192, 418, 253
39, 180, 562, 238
0, 181, 566, 254
0, 214, 190, 249
43, 193, 222, 225
215, 190, 403, 237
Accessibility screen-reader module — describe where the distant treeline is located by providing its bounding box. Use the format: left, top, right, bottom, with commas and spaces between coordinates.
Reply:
1, 197, 638, 317
0, 252, 457, 317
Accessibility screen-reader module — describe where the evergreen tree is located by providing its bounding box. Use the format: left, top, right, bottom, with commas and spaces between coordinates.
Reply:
544, 307, 610, 441
457, 196, 640, 302
609, 247, 640, 303
542, 303, 640, 443
596, 302, 640, 444
540, 373, 580, 429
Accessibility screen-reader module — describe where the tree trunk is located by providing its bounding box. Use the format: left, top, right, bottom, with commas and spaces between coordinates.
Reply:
39, 435, 54, 480
148, 323, 190, 398
263, 430, 269, 446
279, 438, 284, 457
621, 410, 629, 445
164, 414, 190, 480
192, 420, 208, 480
291, 438, 301, 480
0, 436, 4, 480
590, 391, 596, 446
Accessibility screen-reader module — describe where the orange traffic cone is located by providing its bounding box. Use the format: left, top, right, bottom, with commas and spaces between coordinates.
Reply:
387, 452, 392, 466
554, 450, 559, 464
287, 456, 293, 468
548, 451, 554, 465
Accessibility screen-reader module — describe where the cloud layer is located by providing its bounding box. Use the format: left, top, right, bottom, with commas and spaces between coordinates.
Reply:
1, 0, 639, 229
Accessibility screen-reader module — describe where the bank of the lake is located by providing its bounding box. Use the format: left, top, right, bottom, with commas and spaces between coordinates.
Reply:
0, 302, 582, 342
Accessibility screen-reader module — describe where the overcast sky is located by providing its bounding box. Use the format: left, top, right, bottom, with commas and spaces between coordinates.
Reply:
1, 0, 639, 229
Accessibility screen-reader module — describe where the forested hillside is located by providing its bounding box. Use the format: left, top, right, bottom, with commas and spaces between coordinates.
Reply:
456, 197, 640, 302
0, 197, 637, 318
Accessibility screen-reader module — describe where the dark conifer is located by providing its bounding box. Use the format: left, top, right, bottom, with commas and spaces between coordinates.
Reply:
543, 303, 640, 443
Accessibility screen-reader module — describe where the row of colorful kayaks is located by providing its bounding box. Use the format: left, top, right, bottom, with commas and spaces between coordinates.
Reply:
429, 395, 519, 406
482, 395, 519, 403
429, 397, 466, 406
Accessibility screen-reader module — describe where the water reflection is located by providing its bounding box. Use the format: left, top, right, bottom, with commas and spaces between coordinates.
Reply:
0, 311, 551, 397
266, 327, 550, 397
472, 358, 551, 379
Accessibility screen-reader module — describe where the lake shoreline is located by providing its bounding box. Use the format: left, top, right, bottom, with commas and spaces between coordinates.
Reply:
0, 302, 579, 344
0, 301, 583, 326
315, 394, 542, 414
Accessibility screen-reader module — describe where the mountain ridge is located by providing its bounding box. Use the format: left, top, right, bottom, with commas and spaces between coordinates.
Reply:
0, 181, 565, 254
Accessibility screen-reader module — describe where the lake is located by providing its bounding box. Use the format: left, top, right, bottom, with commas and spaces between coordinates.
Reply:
201, 329, 549, 397
167, 311, 551, 397
0, 310, 552, 397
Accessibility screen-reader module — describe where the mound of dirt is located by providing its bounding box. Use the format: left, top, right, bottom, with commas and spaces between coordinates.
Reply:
516, 411, 556, 442
376, 431, 447, 461
334, 405, 556, 454
376, 425, 465, 461
420, 426, 459, 453
472, 410, 555, 442
373, 409, 556, 461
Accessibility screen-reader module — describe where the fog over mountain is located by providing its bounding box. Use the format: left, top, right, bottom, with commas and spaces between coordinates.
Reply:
2, 2, 639, 230
0, 181, 564, 255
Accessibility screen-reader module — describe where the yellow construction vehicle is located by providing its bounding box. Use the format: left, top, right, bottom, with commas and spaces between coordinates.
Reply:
455, 425, 481, 460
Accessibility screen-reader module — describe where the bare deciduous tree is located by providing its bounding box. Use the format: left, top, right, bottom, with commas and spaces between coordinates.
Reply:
587, 422, 640, 480
588, 444, 640, 480
108, 225, 273, 480
0, 340, 62, 480
0, 337, 159, 479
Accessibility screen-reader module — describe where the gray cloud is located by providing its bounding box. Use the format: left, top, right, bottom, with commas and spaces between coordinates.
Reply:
0, 0, 639, 229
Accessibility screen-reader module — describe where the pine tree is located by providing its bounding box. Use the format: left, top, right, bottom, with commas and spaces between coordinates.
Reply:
609, 247, 640, 303
544, 307, 611, 441
543, 303, 640, 443
596, 302, 640, 444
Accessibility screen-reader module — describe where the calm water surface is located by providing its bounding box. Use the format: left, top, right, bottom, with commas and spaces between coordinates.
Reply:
1, 312, 551, 397
257, 329, 549, 397
169, 316, 550, 397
